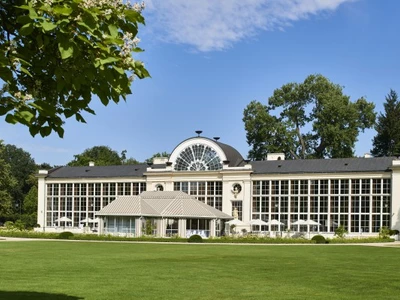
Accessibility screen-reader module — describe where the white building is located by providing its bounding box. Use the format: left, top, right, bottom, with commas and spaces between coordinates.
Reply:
37, 135, 400, 238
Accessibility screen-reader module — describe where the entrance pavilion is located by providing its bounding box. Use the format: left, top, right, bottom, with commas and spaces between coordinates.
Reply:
96, 191, 233, 238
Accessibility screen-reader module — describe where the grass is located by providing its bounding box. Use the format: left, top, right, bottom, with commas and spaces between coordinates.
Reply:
1, 241, 400, 300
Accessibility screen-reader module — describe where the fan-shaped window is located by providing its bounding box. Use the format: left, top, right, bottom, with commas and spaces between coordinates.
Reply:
174, 144, 223, 171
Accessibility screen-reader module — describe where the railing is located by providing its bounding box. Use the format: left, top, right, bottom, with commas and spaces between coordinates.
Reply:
186, 230, 210, 238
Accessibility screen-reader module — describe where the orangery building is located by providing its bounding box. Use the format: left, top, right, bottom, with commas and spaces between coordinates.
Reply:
36, 134, 400, 238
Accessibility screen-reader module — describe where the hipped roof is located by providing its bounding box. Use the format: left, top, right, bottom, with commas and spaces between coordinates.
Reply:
96, 191, 233, 219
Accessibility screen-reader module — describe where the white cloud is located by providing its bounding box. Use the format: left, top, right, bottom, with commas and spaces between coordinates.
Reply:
145, 0, 356, 52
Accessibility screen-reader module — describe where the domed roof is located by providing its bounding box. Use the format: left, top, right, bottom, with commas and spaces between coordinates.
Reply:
169, 137, 245, 171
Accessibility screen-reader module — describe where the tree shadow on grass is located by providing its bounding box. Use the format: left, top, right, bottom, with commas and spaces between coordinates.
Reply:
0, 291, 84, 300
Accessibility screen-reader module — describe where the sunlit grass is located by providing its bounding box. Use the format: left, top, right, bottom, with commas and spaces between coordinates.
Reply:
1, 241, 399, 300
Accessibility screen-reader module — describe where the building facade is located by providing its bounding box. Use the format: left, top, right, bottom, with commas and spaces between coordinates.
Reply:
37, 135, 400, 237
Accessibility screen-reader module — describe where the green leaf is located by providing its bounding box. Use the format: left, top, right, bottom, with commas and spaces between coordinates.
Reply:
75, 113, 87, 123
30, 101, 57, 116
53, 5, 73, 16
29, 125, 40, 137
0, 67, 14, 83
108, 24, 118, 38
5, 114, 17, 124
36, 35, 44, 48
54, 126, 65, 138
100, 57, 120, 65
20, 23, 34, 36
58, 39, 74, 59
0, 105, 12, 116
16, 110, 35, 123
40, 126, 52, 137
20, 67, 33, 77
41, 20, 57, 32
124, 10, 145, 24
16, 15, 32, 25
113, 66, 124, 74
64, 109, 74, 118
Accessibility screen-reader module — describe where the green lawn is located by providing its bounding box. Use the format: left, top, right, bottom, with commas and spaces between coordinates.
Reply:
1, 241, 399, 300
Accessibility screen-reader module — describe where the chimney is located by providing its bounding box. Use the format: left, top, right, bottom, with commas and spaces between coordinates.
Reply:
89, 161, 95, 166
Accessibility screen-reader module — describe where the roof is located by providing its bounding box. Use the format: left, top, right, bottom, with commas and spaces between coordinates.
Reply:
96, 191, 233, 219
250, 157, 395, 174
214, 140, 245, 167
43, 156, 396, 178
47, 164, 147, 178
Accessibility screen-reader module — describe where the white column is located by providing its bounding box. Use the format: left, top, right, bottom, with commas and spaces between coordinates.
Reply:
135, 218, 142, 237
210, 219, 216, 237
178, 219, 187, 238
391, 160, 400, 230
157, 219, 166, 237
37, 170, 48, 230
98, 217, 104, 235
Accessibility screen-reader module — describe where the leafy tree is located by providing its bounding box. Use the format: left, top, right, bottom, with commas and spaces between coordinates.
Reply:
68, 145, 124, 166
243, 74, 376, 160
0, 142, 17, 220
120, 149, 140, 164
0, 0, 149, 137
22, 185, 38, 228
145, 151, 170, 163
123, 157, 141, 164
371, 90, 400, 156
0, 144, 36, 213
37, 162, 53, 170
23, 185, 37, 215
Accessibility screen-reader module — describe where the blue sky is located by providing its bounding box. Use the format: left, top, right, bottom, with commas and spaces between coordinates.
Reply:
1, 0, 400, 165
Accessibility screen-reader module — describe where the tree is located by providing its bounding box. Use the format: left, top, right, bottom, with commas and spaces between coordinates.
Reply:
0, 142, 17, 220
68, 145, 124, 166
0, 144, 36, 213
120, 149, 140, 164
0, 0, 149, 137
22, 185, 38, 228
145, 151, 170, 163
243, 74, 376, 160
371, 90, 400, 157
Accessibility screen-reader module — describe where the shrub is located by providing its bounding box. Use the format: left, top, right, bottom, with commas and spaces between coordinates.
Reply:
334, 225, 348, 239
311, 235, 327, 244
379, 226, 391, 239
14, 220, 25, 231
389, 229, 399, 236
58, 232, 74, 239
4, 221, 14, 230
188, 234, 203, 243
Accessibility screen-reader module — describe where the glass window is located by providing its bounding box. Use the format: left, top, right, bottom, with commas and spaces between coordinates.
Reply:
340, 180, 349, 194
383, 179, 391, 194
174, 144, 223, 171
320, 180, 328, 194
361, 179, 370, 194
351, 179, 360, 194
331, 180, 339, 195
372, 179, 381, 194
291, 180, 299, 195
281, 181, 289, 195
271, 181, 279, 195
232, 201, 243, 220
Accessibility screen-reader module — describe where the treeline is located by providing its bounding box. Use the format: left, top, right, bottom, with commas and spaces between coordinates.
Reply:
0, 142, 50, 228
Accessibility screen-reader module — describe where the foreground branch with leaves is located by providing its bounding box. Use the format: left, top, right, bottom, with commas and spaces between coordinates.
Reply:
0, 0, 150, 137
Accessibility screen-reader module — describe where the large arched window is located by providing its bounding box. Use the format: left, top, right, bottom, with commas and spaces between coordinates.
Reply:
174, 144, 223, 171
